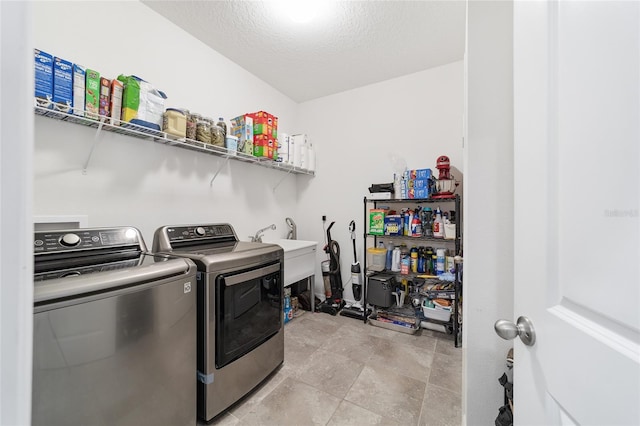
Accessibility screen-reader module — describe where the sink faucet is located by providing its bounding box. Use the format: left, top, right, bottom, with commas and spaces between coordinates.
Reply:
285, 217, 297, 240
250, 224, 276, 243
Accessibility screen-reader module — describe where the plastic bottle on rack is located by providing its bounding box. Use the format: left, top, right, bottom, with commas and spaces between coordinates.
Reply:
385, 242, 394, 270
400, 244, 410, 275
410, 246, 418, 273
216, 117, 227, 139
403, 209, 411, 236
417, 246, 426, 273
433, 208, 444, 239
411, 215, 422, 237
436, 248, 446, 275
391, 246, 401, 272
425, 247, 434, 274
422, 207, 433, 238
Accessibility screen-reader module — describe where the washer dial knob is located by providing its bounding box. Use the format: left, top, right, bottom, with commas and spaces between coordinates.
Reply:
195, 227, 206, 237
60, 233, 81, 247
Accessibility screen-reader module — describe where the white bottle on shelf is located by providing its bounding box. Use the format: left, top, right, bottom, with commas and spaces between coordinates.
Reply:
391, 246, 401, 272
433, 208, 444, 238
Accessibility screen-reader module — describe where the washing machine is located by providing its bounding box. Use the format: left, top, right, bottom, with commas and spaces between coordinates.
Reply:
32, 226, 197, 426
152, 223, 284, 422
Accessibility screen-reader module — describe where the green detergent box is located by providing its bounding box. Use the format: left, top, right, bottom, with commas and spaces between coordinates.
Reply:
369, 209, 386, 235
85, 69, 100, 120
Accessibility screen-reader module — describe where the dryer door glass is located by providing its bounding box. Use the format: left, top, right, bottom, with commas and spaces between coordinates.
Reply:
215, 262, 282, 368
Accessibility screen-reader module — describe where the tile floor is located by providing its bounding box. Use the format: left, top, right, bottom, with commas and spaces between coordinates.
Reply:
205, 311, 462, 426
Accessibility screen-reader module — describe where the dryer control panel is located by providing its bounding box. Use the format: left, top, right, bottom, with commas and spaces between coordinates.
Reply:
165, 224, 236, 243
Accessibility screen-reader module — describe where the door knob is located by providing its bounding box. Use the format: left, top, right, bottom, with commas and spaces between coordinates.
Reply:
494, 316, 536, 346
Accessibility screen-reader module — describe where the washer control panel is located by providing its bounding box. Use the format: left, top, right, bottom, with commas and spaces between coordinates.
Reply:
166, 224, 236, 242
34, 228, 142, 254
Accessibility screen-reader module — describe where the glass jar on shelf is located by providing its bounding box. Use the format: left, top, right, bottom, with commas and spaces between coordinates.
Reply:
196, 119, 211, 144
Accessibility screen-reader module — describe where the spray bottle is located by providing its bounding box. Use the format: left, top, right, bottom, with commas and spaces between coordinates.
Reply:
433, 207, 444, 239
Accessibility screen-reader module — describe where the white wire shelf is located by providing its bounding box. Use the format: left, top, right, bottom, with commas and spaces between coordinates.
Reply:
34, 104, 316, 178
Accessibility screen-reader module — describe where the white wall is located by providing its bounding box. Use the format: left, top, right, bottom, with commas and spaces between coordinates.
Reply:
1, 2, 33, 424
32, 1, 304, 242
296, 62, 464, 302
464, 2, 514, 424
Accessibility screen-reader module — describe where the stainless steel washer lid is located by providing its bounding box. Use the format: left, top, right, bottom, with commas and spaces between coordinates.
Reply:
33, 226, 196, 306
34, 253, 195, 305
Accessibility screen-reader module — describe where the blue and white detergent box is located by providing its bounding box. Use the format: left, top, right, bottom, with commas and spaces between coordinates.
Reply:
34, 49, 53, 108
72, 64, 86, 116
408, 187, 429, 199
409, 178, 429, 189
53, 57, 73, 113
409, 168, 432, 180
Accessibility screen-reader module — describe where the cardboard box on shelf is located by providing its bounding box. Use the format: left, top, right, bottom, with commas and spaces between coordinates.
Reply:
34, 49, 53, 109
254, 134, 275, 147
52, 57, 73, 113
384, 214, 403, 236
369, 209, 386, 235
253, 122, 277, 138
99, 77, 111, 118
408, 188, 429, 199
109, 79, 123, 125
409, 169, 432, 180
230, 114, 254, 155
253, 145, 273, 159
248, 110, 277, 125
85, 69, 100, 120
409, 178, 429, 189
72, 64, 85, 116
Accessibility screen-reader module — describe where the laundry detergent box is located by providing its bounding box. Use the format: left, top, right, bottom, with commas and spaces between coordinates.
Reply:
408, 187, 429, 199
409, 168, 432, 180
369, 209, 386, 235
409, 178, 429, 189
99, 77, 111, 118
85, 69, 101, 120
52, 57, 73, 113
34, 49, 53, 109
72, 64, 86, 116
384, 214, 403, 236
109, 79, 123, 125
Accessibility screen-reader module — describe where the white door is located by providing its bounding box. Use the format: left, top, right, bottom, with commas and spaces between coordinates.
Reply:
511, 1, 639, 424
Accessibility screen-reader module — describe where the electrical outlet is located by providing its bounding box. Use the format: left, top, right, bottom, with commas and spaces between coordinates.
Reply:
322, 215, 327, 222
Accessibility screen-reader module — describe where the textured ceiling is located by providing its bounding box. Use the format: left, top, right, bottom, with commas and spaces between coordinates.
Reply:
142, 1, 466, 102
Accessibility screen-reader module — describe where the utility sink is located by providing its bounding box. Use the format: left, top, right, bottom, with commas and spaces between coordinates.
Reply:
264, 239, 318, 287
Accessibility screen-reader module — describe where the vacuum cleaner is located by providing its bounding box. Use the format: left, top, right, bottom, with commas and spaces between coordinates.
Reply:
340, 220, 371, 320
316, 221, 345, 316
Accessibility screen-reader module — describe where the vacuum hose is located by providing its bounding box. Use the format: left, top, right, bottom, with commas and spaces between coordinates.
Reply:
328, 240, 340, 274
324, 222, 343, 301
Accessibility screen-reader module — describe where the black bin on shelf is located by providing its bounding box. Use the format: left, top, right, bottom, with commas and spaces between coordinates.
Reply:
367, 274, 396, 308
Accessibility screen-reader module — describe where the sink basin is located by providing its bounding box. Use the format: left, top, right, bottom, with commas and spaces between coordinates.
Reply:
264, 239, 318, 287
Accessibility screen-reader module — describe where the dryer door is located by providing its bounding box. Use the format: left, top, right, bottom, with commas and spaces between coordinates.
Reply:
215, 262, 282, 368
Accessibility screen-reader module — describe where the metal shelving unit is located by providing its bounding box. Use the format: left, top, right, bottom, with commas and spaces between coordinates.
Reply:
34, 105, 315, 183
363, 195, 463, 347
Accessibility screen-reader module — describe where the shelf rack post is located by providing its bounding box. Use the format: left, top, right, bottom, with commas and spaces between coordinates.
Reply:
272, 167, 293, 192
209, 157, 231, 186
82, 116, 106, 174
